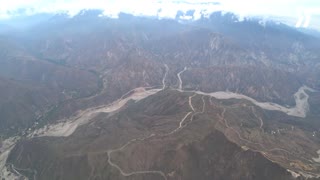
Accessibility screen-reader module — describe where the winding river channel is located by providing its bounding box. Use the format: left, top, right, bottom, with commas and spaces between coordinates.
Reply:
0, 65, 317, 179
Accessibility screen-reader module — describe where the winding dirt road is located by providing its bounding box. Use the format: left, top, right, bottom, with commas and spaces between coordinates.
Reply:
177, 67, 187, 90
188, 93, 196, 112
107, 135, 167, 180
250, 106, 264, 131
106, 88, 205, 180
162, 64, 169, 90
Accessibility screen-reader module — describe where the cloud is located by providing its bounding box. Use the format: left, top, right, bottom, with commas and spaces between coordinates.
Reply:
303, 15, 311, 28
295, 15, 304, 27
0, 0, 319, 29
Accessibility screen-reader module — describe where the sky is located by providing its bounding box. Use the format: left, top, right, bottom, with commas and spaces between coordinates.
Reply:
0, 0, 319, 29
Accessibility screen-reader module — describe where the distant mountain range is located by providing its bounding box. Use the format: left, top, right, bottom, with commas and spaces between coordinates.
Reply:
1, 9, 320, 32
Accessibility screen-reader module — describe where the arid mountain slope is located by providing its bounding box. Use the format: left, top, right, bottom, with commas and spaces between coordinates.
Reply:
8, 90, 300, 180
0, 36, 100, 137
0, 11, 319, 180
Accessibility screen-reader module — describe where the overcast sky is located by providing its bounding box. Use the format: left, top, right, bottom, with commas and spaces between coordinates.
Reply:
0, 0, 319, 28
